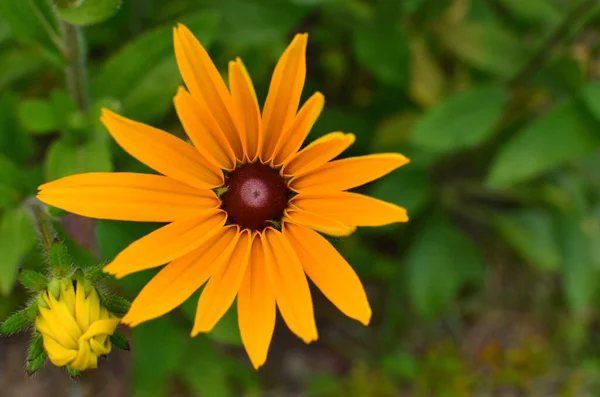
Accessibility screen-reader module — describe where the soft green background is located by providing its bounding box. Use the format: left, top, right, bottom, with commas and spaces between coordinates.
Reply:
2, 0, 600, 395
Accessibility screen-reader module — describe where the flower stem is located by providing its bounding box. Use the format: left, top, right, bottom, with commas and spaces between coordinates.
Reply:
25, 198, 55, 256
60, 20, 90, 112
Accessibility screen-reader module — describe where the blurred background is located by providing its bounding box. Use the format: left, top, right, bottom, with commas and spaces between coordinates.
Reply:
2, 0, 600, 396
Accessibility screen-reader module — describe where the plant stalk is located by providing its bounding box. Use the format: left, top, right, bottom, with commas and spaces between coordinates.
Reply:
60, 20, 90, 112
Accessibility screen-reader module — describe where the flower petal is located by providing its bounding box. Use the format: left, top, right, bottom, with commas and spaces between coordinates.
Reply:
174, 87, 236, 170
237, 234, 276, 369
261, 33, 308, 161
263, 228, 317, 343
283, 209, 355, 237
42, 336, 78, 367
282, 132, 355, 177
173, 24, 243, 158
284, 223, 371, 325
292, 192, 408, 226
37, 173, 219, 222
192, 228, 251, 336
122, 226, 239, 327
229, 58, 262, 162
290, 153, 410, 192
272, 92, 324, 166
104, 211, 227, 278
101, 109, 222, 189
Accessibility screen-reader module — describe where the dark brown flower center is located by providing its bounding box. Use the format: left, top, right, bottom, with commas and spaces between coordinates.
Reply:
220, 163, 289, 230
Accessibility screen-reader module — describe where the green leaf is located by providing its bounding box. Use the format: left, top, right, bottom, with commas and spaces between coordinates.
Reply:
0, 48, 46, 91
496, 0, 561, 24
409, 36, 444, 108
0, 94, 35, 163
196, 0, 308, 45
494, 209, 561, 271
369, 166, 432, 218
91, 12, 219, 123
0, 207, 37, 295
45, 137, 113, 181
558, 214, 600, 314
56, 0, 122, 26
404, 214, 484, 318
133, 318, 186, 397
353, 20, 410, 86
18, 98, 58, 134
487, 99, 600, 188
439, 22, 527, 79
410, 84, 509, 154
0, 0, 59, 50
0, 155, 24, 209
19, 269, 48, 292
0, 304, 37, 335
581, 81, 600, 121
181, 339, 233, 397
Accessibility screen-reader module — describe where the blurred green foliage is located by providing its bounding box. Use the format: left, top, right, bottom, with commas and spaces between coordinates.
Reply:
2, 0, 600, 395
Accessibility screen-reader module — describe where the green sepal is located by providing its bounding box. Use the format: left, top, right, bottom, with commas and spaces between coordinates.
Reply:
102, 294, 131, 316
19, 269, 48, 292
48, 240, 73, 277
26, 351, 47, 376
110, 327, 130, 351
47, 205, 68, 218
84, 262, 109, 283
66, 366, 80, 378
1, 304, 37, 335
26, 333, 46, 376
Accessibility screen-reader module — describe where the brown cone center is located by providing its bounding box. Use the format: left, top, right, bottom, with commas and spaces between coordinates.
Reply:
221, 163, 288, 230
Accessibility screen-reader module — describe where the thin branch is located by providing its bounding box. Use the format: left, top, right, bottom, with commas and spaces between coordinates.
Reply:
509, 0, 598, 88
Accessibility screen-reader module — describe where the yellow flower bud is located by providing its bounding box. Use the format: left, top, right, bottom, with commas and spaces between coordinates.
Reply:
35, 279, 119, 371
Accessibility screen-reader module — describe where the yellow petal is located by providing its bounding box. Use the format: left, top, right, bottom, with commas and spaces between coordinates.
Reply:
42, 335, 78, 367
292, 192, 408, 226
261, 33, 308, 161
290, 153, 410, 192
237, 234, 276, 369
71, 343, 97, 371
174, 87, 237, 170
263, 228, 317, 343
75, 283, 90, 332
173, 24, 243, 158
192, 229, 252, 336
284, 223, 371, 325
104, 211, 226, 278
80, 319, 119, 341
272, 92, 324, 166
283, 209, 355, 237
282, 132, 355, 177
122, 226, 239, 327
101, 109, 222, 189
37, 173, 219, 222
229, 58, 262, 162
37, 304, 79, 349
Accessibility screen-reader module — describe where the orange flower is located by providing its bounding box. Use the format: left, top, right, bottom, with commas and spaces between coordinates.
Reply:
37, 24, 409, 369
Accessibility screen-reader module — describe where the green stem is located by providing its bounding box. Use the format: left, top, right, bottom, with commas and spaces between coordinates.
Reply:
27, 199, 55, 256
60, 20, 90, 112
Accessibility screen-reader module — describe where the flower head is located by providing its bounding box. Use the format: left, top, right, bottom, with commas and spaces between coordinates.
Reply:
37, 24, 409, 368
35, 279, 119, 371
